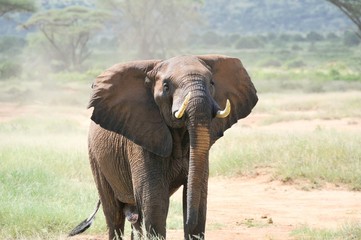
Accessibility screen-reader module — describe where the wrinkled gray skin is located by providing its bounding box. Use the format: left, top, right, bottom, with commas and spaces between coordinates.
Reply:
87, 55, 257, 239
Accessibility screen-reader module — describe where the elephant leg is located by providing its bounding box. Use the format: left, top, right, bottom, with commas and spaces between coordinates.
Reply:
183, 183, 208, 240
143, 196, 169, 239
130, 181, 169, 238
129, 197, 169, 239
130, 155, 170, 238
90, 158, 125, 239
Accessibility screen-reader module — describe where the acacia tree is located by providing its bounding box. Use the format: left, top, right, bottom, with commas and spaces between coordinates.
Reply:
0, 0, 36, 17
100, 0, 202, 59
24, 6, 110, 71
326, 0, 361, 40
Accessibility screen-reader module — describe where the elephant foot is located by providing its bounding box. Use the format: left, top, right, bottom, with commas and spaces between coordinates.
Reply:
123, 204, 138, 224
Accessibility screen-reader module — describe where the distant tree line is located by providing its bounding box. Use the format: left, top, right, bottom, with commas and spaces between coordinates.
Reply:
0, 0, 360, 76
194, 30, 360, 49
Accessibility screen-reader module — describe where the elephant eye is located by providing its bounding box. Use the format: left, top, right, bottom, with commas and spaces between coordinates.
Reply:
163, 82, 170, 93
210, 80, 215, 95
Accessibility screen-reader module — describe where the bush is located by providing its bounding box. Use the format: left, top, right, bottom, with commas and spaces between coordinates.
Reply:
260, 59, 282, 68
286, 60, 307, 69
329, 68, 341, 80
292, 33, 305, 42
343, 31, 360, 47
227, 33, 241, 44
306, 31, 324, 42
326, 32, 339, 41
0, 36, 26, 56
201, 31, 222, 46
279, 33, 292, 42
291, 44, 303, 51
235, 36, 264, 49
0, 61, 22, 80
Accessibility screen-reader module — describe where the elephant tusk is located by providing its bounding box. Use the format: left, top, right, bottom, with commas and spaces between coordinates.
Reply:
174, 92, 191, 119
216, 99, 231, 118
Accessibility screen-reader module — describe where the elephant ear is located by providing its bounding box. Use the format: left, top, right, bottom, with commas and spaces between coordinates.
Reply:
88, 60, 173, 157
198, 55, 258, 145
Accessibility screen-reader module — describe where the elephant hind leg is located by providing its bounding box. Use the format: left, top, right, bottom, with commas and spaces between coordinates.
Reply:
90, 158, 125, 239
103, 199, 125, 240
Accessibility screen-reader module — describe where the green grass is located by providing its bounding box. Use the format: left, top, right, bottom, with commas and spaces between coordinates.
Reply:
0, 114, 186, 239
292, 223, 361, 240
210, 126, 361, 190
255, 92, 361, 124
210, 91, 361, 190
0, 116, 107, 239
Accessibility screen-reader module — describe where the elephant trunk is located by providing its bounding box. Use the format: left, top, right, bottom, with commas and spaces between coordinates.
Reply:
186, 126, 210, 231
185, 93, 212, 233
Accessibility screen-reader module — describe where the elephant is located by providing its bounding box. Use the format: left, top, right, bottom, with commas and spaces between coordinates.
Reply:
69, 55, 258, 239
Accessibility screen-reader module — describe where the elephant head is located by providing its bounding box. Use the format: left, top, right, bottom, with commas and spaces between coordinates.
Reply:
88, 55, 258, 234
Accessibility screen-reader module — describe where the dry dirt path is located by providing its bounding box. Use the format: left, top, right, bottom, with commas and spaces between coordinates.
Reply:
71, 174, 361, 240
166, 175, 361, 240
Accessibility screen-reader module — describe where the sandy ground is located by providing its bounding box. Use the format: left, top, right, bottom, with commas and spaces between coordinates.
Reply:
186, 175, 361, 240
71, 174, 361, 240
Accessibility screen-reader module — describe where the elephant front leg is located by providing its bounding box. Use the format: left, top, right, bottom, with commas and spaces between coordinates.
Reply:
140, 196, 170, 239
132, 187, 170, 239
130, 150, 170, 239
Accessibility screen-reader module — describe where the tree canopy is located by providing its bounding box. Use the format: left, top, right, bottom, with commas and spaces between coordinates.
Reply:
326, 0, 361, 39
0, 0, 36, 17
24, 6, 110, 71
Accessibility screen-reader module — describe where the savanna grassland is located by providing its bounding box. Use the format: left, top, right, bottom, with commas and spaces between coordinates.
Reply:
1, 89, 361, 240
1, 2, 361, 238
1, 41, 361, 239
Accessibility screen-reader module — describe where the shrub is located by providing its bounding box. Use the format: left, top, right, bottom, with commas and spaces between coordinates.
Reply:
279, 33, 292, 42
0, 36, 26, 56
292, 33, 305, 42
306, 31, 324, 42
0, 60, 22, 80
329, 68, 341, 80
286, 60, 307, 69
260, 59, 282, 68
343, 31, 360, 47
326, 32, 339, 41
235, 36, 264, 49
291, 44, 303, 51
227, 33, 241, 43
201, 31, 222, 46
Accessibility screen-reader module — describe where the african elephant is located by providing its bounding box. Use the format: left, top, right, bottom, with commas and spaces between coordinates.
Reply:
70, 55, 257, 239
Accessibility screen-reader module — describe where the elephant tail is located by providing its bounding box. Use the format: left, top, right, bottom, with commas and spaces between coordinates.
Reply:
68, 200, 101, 237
